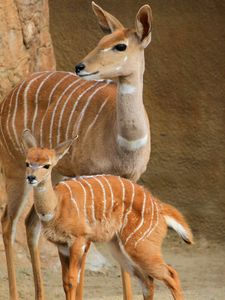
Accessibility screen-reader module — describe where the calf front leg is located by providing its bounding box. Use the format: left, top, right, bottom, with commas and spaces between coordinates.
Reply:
25, 205, 45, 300
76, 241, 91, 300
59, 238, 87, 300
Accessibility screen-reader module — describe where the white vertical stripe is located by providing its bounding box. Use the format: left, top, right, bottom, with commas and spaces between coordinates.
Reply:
24, 72, 48, 129
49, 80, 80, 148
57, 79, 86, 144
61, 182, 79, 216
40, 73, 71, 147
6, 86, 18, 153
101, 176, 114, 218
72, 179, 88, 222
118, 177, 125, 225
120, 180, 135, 234
12, 80, 27, 153
134, 194, 155, 247
81, 178, 96, 224
83, 97, 108, 142
31, 72, 56, 133
0, 87, 17, 159
65, 82, 99, 140
92, 176, 107, 220
146, 199, 159, 239
124, 188, 146, 246
72, 83, 108, 136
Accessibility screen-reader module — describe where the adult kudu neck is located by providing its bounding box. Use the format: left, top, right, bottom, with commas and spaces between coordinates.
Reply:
116, 53, 149, 151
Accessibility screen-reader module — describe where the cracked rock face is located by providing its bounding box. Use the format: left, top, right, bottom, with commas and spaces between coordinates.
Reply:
0, 0, 56, 100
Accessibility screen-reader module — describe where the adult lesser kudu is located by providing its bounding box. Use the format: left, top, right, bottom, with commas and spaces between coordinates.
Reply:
1, 2, 152, 299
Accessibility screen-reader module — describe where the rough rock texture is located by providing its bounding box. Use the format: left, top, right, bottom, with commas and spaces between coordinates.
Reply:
48, 0, 225, 242
0, 0, 56, 100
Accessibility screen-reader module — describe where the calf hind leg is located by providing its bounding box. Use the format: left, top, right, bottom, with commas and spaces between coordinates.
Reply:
145, 258, 183, 300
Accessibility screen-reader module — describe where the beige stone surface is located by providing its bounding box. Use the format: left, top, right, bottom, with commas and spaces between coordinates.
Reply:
0, 0, 56, 100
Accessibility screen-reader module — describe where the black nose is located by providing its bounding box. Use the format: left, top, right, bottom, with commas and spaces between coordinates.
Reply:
27, 175, 36, 184
75, 63, 85, 74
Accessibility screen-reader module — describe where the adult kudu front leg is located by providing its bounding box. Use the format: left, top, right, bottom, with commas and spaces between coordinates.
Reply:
1, 169, 31, 300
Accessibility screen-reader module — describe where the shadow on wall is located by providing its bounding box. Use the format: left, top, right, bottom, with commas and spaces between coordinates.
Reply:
48, 0, 225, 242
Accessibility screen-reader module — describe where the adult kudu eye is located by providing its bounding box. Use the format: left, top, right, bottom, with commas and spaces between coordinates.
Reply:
113, 43, 127, 51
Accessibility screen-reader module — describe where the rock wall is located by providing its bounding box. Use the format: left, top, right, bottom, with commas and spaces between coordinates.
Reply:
0, 0, 56, 100
49, 0, 225, 242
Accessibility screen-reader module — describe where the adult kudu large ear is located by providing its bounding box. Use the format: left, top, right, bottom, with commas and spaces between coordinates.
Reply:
135, 5, 152, 48
55, 135, 78, 161
21, 129, 38, 153
92, 1, 124, 34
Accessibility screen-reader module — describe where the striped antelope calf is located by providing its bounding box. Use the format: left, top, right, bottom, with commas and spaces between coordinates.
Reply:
1, 2, 152, 299
23, 131, 193, 300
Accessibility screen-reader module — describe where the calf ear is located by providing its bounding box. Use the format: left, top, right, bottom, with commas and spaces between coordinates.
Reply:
135, 5, 152, 48
55, 135, 78, 161
21, 129, 37, 152
92, 1, 124, 34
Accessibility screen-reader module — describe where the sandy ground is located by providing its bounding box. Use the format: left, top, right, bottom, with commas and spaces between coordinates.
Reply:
0, 206, 224, 300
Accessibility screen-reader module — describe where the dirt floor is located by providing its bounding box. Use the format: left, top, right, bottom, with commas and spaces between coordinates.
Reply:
0, 203, 225, 300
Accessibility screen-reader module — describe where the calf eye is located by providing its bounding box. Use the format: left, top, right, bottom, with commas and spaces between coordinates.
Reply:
43, 164, 50, 169
25, 162, 29, 168
113, 44, 127, 51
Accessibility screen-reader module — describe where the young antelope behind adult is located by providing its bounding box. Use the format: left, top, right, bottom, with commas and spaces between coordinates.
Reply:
23, 131, 193, 300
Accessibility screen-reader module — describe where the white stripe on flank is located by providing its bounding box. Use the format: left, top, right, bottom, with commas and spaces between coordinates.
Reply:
24, 72, 48, 130
134, 194, 155, 247
146, 199, 159, 239
65, 82, 99, 140
72, 83, 108, 136
0, 86, 18, 159
101, 176, 114, 218
31, 72, 56, 133
117, 134, 148, 151
120, 180, 135, 234
39, 73, 71, 147
12, 80, 27, 153
73, 179, 88, 222
61, 182, 79, 216
93, 177, 107, 220
83, 97, 108, 142
49, 80, 79, 148
118, 177, 125, 225
125, 188, 146, 246
81, 178, 96, 224
57, 79, 86, 144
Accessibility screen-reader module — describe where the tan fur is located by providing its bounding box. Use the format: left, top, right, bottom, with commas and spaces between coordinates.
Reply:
25, 144, 193, 300
1, 3, 153, 300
